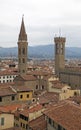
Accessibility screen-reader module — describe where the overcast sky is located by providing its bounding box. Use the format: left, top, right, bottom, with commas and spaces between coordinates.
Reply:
0, 0, 81, 47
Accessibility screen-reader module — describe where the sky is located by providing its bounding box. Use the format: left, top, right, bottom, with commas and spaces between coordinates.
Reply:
0, 0, 81, 47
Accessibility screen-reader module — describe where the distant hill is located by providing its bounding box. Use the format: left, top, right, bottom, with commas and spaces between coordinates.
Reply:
0, 45, 81, 59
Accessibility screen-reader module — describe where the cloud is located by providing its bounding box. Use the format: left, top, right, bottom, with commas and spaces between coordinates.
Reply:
0, 0, 81, 47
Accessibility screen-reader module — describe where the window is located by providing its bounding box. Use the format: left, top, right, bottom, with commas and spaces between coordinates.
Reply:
7, 80, 8, 83
56, 43, 59, 54
20, 114, 28, 121
74, 91, 78, 96
22, 58, 25, 63
3, 76, 5, 79
58, 124, 62, 130
42, 85, 44, 90
63, 128, 66, 130
3, 80, 5, 83
27, 94, 29, 98
0, 97, 2, 102
36, 85, 38, 89
1, 118, 4, 126
23, 123, 25, 128
22, 70, 25, 73
20, 95, 23, 99
22, 48, 25, 55
12, 96, 15, 101
21, 122, 22, 127
60, 48, 63, 54
26, 124, 28, 129
19, 48, 21, 55
48, 118, 51, 125
19, 58, 21, 63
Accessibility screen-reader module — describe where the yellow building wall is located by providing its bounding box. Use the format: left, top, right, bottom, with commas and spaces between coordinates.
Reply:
29, 108, 44, 121
18, 108, 45, 130
0, 113, 14, 130
18, 91, 33, 101
48, 81, 70, 93
59, 90, 80, 100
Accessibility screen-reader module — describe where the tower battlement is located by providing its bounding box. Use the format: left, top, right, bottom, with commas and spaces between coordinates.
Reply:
54, 37, 66, 44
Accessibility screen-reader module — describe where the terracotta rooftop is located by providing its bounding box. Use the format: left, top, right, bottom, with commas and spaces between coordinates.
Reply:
12, 85, 33, 92
0, 104, 25, 113
50, 80, 69, 89
29, 115, 47, 130
0, 86, 16, 97
21, 74, 37, 81
0, 70, 17, 76
38, 92, 59, 105
43, 101, 81, 130
68, 96, 81, 104
28, 70, 51, 76
0, 82, 15, 88
4, 127, 21, 130
18, 104, 43, 117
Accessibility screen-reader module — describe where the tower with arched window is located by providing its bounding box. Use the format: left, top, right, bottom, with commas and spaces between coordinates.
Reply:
54, 37, 66, 76
18, 16, 28, 75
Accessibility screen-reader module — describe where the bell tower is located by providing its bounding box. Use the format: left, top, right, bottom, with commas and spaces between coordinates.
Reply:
54, 37, 66, 76
18, 16, 28, 75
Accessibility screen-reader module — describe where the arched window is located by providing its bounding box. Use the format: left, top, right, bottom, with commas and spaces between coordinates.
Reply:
19, 58, 21, 63
36, 85, 38, 89
19, 48, 21, 55
22, 58, 25, 63
22, 70, 25, 73
42, 85, 44, 90
22, 48, 25, 55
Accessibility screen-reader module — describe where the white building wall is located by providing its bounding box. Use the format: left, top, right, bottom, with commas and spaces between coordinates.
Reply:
0, 75, 17, 83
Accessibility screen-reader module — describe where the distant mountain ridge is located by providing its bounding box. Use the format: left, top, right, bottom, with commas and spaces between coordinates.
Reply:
0, 45, 81, 59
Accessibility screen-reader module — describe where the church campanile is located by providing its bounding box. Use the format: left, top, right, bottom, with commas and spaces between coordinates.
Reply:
54, 37, 66, 76
18, 16, 28, 75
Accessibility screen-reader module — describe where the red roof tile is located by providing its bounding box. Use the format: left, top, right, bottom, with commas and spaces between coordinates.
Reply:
21, 74, 37, 81
29, 115, 47, 130
0, 87, 16, 96
38, 92, 59, 105
12, 85, 33, 92
43, 101, 81, 130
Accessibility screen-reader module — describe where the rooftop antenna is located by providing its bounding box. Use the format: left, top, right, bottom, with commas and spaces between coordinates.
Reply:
59, 28, 61, 37
22, 14, 24, 18
55, 34, 57, 37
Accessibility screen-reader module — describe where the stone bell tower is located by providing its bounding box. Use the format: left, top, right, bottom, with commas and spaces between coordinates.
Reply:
54, 37, 66, 76
18, 16, 28, 75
